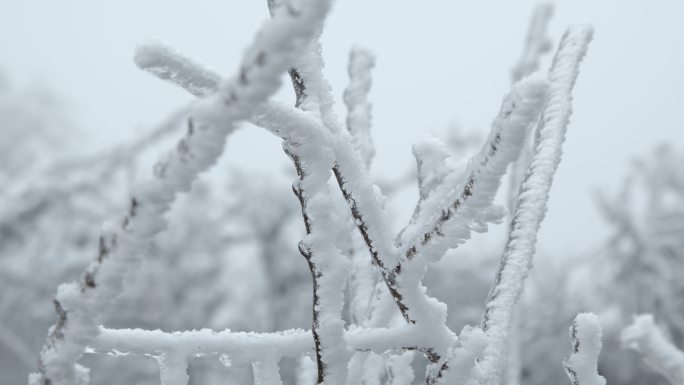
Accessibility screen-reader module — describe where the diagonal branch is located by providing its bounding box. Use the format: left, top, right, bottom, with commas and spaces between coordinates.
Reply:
396, 74, 549, 265
511, 3, 554, 83
507, 3, 555, 213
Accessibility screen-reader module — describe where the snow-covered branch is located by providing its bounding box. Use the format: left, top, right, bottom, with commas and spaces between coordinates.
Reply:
425, 326, 488, 385
90, 325, 437, 365
621, 314, 684, 385
563, 313, 606, 385
397, 74, 548, 264
134, 40, 223, 98
343, 47, 376, 169
511, 3, 554, 83
478, 25, 593, 385
507, 3, 554, 214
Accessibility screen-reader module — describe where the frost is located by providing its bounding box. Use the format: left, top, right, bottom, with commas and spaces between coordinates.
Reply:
478, 24, 593, 385
31, 0, 335, 383
621, 314, 684, 385
343, 47, 376, 169
563, 313, 606, 385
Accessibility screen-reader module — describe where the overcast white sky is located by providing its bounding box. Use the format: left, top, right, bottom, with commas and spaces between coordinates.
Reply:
1, 1, 683, 257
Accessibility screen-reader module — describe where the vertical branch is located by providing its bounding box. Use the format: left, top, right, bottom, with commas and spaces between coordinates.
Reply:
386, 352, 415, 385
267, 3, 354, 383
134, 40, 223, 97
507, 3, 554, 214
157, 352, 190, 385
343, 47, 376, 169
478, 25, 593, 385
252, 359, 284, 385
285, 144, 352, 385
621, 314, 684, 385
563, 313, 606, 385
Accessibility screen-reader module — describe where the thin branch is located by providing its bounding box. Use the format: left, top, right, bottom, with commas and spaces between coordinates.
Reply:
396, 74, 548, 264
252, 359, 285, 385
267, 4, 355, 383
507, 3, 554, 214
478, 25, 593, 385
511, 3, 554, 83
157, 352, 190, 385
563, 313, 606, 385
343, 47, 376, 169
621, 314, 684, 385
90, 325, 435, 365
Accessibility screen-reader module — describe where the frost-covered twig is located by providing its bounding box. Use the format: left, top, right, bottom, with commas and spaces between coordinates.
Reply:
265, 5, 356, 382
397, 74, 547, 264
343, 47, 376, 169
253, 359, 284, 385
507, 3, 554, 214
511, 3, 554, 83
478, 25, 593, 385
425, 326, 488, 385
134, 41, 223, 97
30, 1, 334, 384
90, 325, 435, 366
621, 314, 684, 385
563, 313, 606, 385
386, 75, 548, 334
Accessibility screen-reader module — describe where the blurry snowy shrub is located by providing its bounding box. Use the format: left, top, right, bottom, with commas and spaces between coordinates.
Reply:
585, 145, 684, 385
621, 314, 684, 385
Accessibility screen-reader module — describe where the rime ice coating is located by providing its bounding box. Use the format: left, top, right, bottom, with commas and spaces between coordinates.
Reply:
343, 47, 376, 169
134, 39, 223, 98
621, 314, 684, 385
478, 24, 593, 385
563, 313, 606, 385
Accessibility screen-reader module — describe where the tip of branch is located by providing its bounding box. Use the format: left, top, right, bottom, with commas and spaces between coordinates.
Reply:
133, 39, 175, 70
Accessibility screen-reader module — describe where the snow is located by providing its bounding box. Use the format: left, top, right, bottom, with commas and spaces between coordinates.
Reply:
478, 24, 593, 385
621, 314, 684, 384
562, 313, 606, 385
343, 47, 376, 169
134, 39, 223, 98
398, 73, 549, 263
511, 3, 554, 83
429, 326, 488, 385
31, 0, 335, 383
252, 359, 284, 385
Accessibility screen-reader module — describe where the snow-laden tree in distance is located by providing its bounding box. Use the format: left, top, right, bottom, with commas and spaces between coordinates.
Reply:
26, 1, 652, 385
